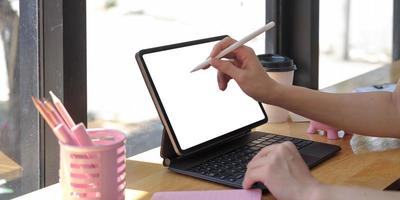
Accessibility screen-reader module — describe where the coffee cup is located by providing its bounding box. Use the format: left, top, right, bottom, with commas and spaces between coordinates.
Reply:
257, 54, 296, 123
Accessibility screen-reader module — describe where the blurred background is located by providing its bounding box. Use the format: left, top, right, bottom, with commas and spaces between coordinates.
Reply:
86, 0, 266, 157
85, 0, 393, 157
0, 0, 394, 198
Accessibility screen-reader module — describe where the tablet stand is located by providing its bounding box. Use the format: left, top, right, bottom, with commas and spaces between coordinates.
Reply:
160, 128, 178, 166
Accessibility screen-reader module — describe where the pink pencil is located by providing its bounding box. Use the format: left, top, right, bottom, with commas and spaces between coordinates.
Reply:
32, 97, 57, 128
43, 99, 66, 126
49, 91, 93, 146
32, 97, 76, 145
49, 91, 76, 129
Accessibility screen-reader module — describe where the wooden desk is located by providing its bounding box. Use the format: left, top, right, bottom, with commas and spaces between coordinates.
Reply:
15, 61, 400, 199
0, 151, 22, 181
15, 122, 400, 200
122, 122, 400, 200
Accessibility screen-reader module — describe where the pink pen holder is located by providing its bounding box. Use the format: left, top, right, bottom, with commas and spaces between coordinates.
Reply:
59, 129, 126, 200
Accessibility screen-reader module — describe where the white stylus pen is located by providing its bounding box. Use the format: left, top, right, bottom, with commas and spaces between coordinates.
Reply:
190, 21, 275, 73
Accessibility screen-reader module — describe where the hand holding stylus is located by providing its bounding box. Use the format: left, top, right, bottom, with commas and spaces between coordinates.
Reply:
190, 21, 275, 73
206, 36, 276, 103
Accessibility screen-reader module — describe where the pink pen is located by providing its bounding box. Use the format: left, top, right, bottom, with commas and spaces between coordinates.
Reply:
71, 123, 93, 146
53, 123, 76, 145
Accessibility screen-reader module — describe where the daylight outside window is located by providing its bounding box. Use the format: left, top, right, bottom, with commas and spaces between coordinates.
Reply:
319, 0, 393, 89
87, 0, 266, 157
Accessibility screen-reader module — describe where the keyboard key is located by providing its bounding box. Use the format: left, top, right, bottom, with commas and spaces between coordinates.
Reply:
228, 177, 237, 182
244, 149, 254, 153
275, 136, 284, 140
263, 134, 275, 138
293, 139, 303, 144
249, 146, 260, 150
207, 172, 216, 177
262, 141, 273, 146
280, 137, 291, 142
218, 175, 227, 180
268, 139, 278, 143
229, 169, 238, 174
235, 174, 244, 179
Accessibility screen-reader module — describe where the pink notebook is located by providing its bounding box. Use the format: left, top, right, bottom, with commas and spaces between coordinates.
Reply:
151, 189, 262, 200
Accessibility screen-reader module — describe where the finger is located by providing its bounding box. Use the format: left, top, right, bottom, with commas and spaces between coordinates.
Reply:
210, 58, 241, 80
280, 141, 300, 156
203, 55, 236, 70
210, 37, 237, 58
217, 71, 231, 91
250, 144, 278, 163
242, 165, 269, 189
202, 64, 211, 70
246, 156, 269, 171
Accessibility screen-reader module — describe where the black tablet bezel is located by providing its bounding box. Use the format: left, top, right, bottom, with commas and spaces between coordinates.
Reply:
135, 35, 268, 156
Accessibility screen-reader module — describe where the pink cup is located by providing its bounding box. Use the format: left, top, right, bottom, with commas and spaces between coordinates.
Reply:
59, 129, 126, 200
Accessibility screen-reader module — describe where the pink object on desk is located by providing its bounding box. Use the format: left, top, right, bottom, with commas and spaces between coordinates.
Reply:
71, 123, 93, 146
53, 123, 76, 145
307, 120, 345, 140
49, 91, 76, 129
60, 129, 126, 200
151, 189, 262, 200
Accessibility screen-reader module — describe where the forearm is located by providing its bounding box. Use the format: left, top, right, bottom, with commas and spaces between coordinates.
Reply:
310, 184, 400, 200
265, 83, 400, 137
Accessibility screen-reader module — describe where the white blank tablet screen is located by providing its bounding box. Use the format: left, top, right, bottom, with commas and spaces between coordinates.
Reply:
143, 41, 265, 150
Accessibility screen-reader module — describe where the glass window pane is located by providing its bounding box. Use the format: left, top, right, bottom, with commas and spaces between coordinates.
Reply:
319, 0, 393, 89
0, 0, 39, 199
87, 0, 266, 157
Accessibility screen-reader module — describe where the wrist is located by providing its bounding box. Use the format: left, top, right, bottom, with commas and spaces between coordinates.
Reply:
262, 79, 284, 105
306, 182, 329, 200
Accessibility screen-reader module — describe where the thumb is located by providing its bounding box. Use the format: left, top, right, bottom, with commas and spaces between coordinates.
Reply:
210, 58, 241, 79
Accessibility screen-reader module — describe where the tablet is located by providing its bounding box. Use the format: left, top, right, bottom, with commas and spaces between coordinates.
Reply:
135, 35, 267, 156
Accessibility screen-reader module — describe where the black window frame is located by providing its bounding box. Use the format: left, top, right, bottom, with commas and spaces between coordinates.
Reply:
277, 0, 320, 89
40, 0, 87, 186
394, 0, 400, 61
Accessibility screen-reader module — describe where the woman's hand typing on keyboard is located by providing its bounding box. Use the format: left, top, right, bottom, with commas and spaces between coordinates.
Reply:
243, 142, 400, 200
242, 142, 321, 200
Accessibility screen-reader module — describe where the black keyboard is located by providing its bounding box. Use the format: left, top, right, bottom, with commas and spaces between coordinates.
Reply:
188, 134, 313, 185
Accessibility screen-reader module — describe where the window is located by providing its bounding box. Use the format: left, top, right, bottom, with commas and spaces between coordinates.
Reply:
0, 0, 41, 198
87, 0, 266, 157
319, 0, 393, 89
